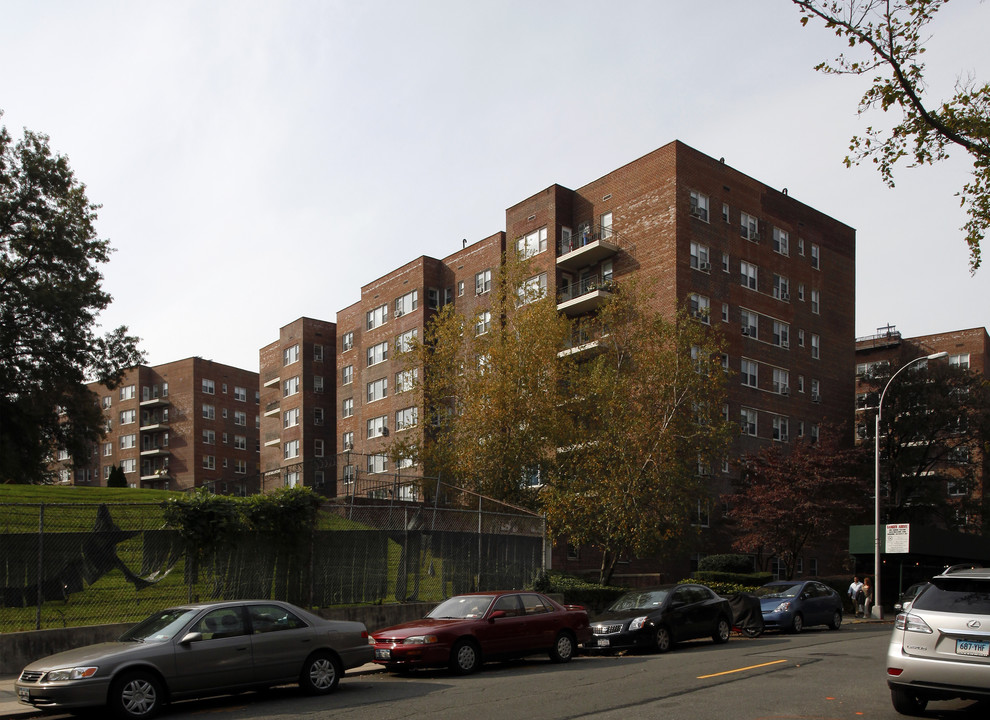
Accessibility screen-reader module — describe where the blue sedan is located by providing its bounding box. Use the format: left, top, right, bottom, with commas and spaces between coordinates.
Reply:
755, 580, 843, 633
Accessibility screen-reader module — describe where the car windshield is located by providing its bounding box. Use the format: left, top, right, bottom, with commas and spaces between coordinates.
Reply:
756, 583, 802, 599
913, 579, 990, 614
607, 590, 669, 612
118, 608, 200, 643
428, 595, 495, 619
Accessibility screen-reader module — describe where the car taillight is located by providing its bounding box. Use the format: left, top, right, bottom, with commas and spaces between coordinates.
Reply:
894, 613, 933, 634
887, 667, 904, 676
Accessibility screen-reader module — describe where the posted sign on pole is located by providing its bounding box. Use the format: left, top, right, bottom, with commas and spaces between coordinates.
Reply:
886, 523, 910, 554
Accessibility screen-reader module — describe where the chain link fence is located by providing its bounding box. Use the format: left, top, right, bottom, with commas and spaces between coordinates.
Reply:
0, 491, 545, 633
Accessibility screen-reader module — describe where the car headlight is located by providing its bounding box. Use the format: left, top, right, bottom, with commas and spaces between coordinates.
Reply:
894, 613, 933, 634
628, 616, 648, 631
403, 635, 439, 644
773, 601, 792, 614
45, 667, 98, 682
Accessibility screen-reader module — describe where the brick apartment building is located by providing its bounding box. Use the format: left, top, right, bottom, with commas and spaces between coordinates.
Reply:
59, 357, 260, 493
855, 324, 989, 529
327, 140, 857, 577
259, 317, 336, 493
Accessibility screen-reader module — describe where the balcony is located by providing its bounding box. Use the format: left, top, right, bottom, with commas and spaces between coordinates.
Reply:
557, 275, 615, 317
140, 446, 169, 457
140, 416, 169, 431
557, 229, 620, 272
263, 371, 281, 389
264, 399, 280, 417
264, 432, 281, 447
140, 396, 169, 408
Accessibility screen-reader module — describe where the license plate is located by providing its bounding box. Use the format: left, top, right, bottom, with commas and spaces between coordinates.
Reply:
596, 638, 610, 647
955, 640, 990, 657
17, 688, 29, 701
375, 648, 391, 660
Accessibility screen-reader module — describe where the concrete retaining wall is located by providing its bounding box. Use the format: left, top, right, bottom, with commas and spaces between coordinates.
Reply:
0, 603, 434, 675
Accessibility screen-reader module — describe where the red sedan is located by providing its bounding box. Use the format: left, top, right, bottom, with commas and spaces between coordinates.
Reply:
370, 591, 592, 674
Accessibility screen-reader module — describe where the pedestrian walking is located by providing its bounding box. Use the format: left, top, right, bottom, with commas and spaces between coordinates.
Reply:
848, 576, 864, 617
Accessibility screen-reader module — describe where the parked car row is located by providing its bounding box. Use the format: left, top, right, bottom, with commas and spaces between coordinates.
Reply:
15, 580, 847, 718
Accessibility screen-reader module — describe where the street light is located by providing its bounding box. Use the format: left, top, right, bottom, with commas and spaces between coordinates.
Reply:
873, 351, 949, 619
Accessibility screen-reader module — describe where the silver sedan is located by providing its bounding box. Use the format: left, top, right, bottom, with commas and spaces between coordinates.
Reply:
15, 600, 373, 719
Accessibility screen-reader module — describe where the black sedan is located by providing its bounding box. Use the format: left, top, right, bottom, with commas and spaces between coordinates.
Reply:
15, 600, 373, 719
585, 584, 732, 654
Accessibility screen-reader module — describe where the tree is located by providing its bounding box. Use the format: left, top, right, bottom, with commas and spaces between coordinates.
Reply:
859, 356, 990, 531
728, 428, 871, 579
793, 0, 990, 271
541, 282, 734, 585
106, 464, 127, 488
0, 112, 144, 483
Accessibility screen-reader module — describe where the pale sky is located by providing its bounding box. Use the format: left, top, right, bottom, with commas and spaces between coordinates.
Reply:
2, 0, 987, 370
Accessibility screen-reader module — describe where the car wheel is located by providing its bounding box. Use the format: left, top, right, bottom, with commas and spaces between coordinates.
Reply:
712, 616, 730, 644
828, 610, 842, 631
300, 651, 341, 694
654, 625, 673, 654
790, 613, 804, 634
110, 671, 164, 720
449, 639, 481, 675
890, 686, 928, 716
549, 631, 575, 663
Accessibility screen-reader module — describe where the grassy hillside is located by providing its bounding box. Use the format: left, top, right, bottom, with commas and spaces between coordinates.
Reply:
0, 484, 182, 504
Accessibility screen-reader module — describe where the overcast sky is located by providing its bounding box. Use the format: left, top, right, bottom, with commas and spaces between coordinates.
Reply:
2, 0, 987, 370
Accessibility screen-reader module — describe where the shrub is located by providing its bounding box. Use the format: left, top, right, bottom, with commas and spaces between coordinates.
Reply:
532, 571, 626, 614
691, 570, 773, 588
698, 554, 753, 573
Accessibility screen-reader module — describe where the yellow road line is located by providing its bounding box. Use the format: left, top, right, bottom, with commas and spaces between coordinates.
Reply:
697, 659, 788, 679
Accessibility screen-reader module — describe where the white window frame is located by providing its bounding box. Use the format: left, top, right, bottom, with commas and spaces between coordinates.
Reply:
741, 358, 758, 388
740, 261, 758, 290
283, 344, 300, 366
283, 407, 300, 429
342, 398, 353, 418
690, 242, 710, 271
476, 269, 492, 295
396, 406, 418, 431
366, 304, 388, 330
740, 407, 758, 436
394, 289, 419, 318
284, 439, 300, 460
283, 376, 300, 397
689, 190, 709, 222
772, 227, 789, 255
516, 227, 548, 258
740, 212, 759, 241
367, 415, 388, 439
342, 365, 353, 385
367, 377, 387, 403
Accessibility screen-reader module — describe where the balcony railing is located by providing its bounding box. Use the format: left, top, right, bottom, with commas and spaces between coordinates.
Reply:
557, 226, 621, 271
557, 275, 615, 317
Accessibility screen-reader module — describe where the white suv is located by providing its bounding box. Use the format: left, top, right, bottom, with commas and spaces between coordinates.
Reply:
887, 566, 990, 715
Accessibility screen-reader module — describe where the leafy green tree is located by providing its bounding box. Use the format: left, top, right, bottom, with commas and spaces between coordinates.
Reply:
106, 464, 127, 488
793, 0, 990, 271
859, 357, 990, 531
542, 282, 734, 585
1, 113, 144, 483
728, 427, 871, 579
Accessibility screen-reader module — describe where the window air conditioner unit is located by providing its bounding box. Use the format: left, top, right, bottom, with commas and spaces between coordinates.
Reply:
343, 442, 353, 451
700, 261, 711, 272
741, 327, 750, 336
781, 387, 790, 396
394, 310, 404, 318
780, 434, 789, 442
812, 393, 821, 403
781, 292, 789, 301
781, 340, 789, 348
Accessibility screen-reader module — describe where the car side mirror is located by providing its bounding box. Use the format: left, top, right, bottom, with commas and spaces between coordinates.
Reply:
489, 610, 506, 622
179, 631, 203, 645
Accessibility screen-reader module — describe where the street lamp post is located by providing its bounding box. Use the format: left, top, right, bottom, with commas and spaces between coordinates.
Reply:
873, 351, 949, 619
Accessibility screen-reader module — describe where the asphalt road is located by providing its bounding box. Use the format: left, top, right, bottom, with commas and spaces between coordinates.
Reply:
6, 624, 988, 720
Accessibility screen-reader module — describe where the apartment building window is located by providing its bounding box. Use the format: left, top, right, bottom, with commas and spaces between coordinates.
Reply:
811, 289, 821, 314
518, 273, 547, 304
283, 344, 300, 366
396, 406, 418, 431
741, 309, 758, 338
342, 365, 353, 385
476, 310, 492, 335
721, 303, 729, 323
690, 242, 710, 271
517, 227, 548, 258
476, 269, 492, 295
797, 238, 805, 255
740, 212, 759, 241
810, 423, 820, 442
103, 442, 112, 457
367, 341, 388, 367
741, 359, 758, 388
342, 431, 354, 451
222, 383, 228, 395
811, 243, 820, 269
234, 435, 246, 450
103, 466, 112, 480
234, 410, 247, 426
740, 407, 758, 436
458, 280, 465, 297
392, 290, 419, 319
235, 459, 247, 474
342, 398, 353, 418
343, 464, 355, 483
740, 261, 758, 290
221, 432, 228, 444
342, 332, 353, 352
773, 274, 789, 301
284, 407, 300, 428
222, 408, 228, 419
118, 458, 135, 474
284, 439, 299, 460
202, 430, 215, 445
798, 283, 805, 301
367, 378, 387, 403
396, 368, 418, 393
285, 470, 300, 488
314, 376, 324, 393
234, 386, 247, 402
600, 211, 614, 238
811, 378, 821, 402
255, 414, 260, 429
102, 395, 112, 409
949, 353, 971, 369
773, 321, 790, 348
722, 203, 730, 223
773, 368, 790, 395
314, 439, 325, 458
689, 190, 709, 221
314, 407, 325, 426
203, 455, 215, 470
773, 416, 790, 441
120, 409, 136, 425
396, 329, 417, 353
798, 329, 805, 347
283, 376, 300, 397
772, 227, 789, 255
811, 333, 820, 359
366, 304, 388, 330
367, 415, 387, 439
368, 454, 388, 474
689, 294, 710, 323
119, 433, 136, 450
313, 344, 324, 362
120, 384, 136, 401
